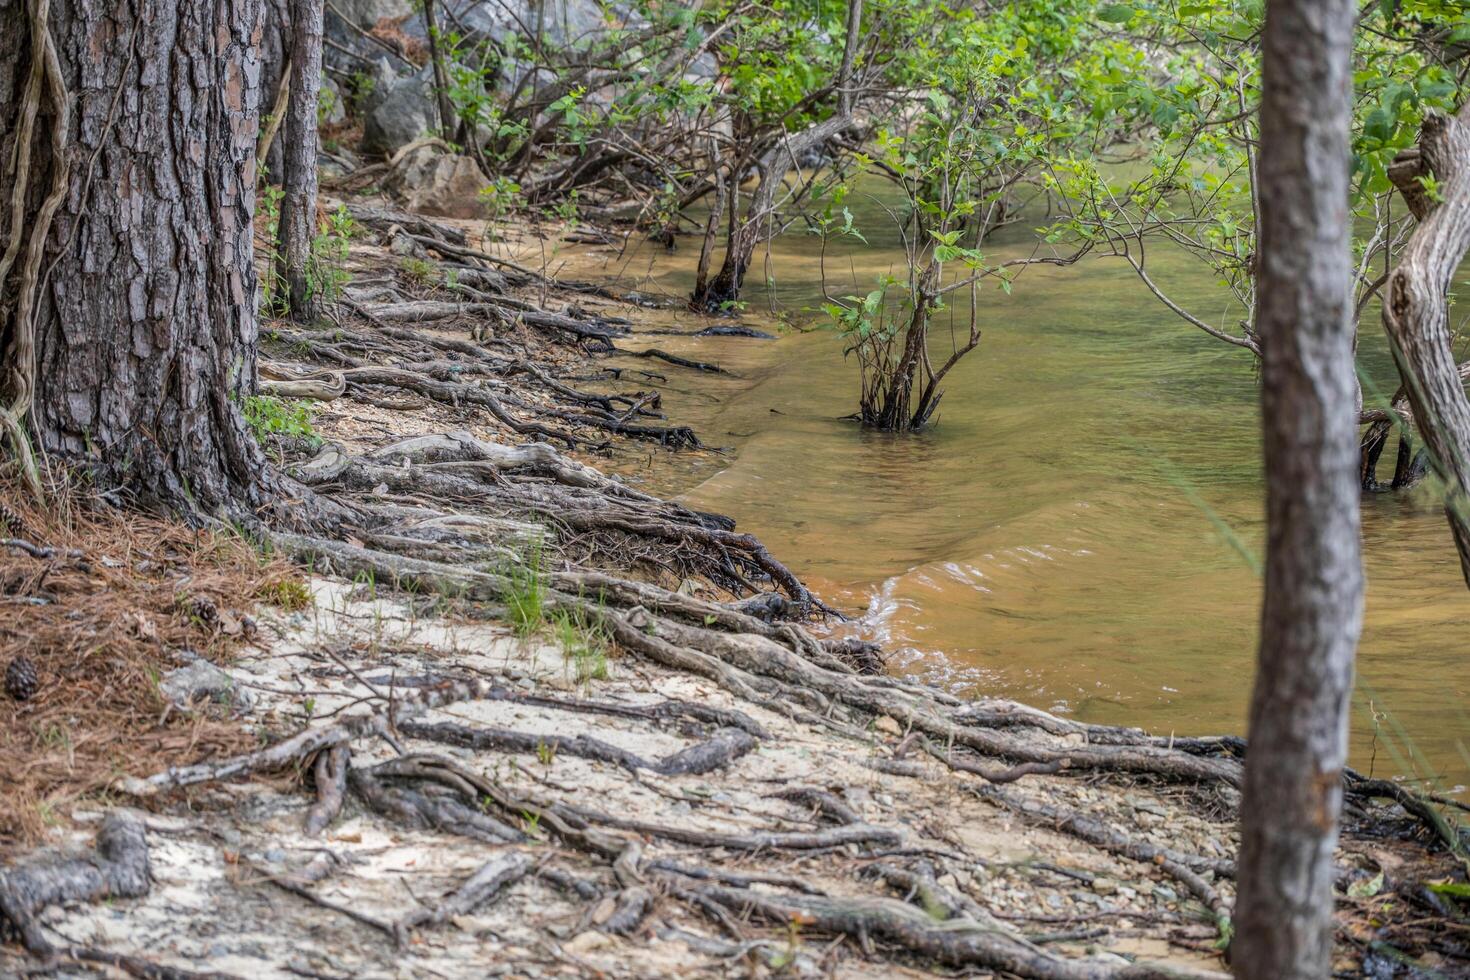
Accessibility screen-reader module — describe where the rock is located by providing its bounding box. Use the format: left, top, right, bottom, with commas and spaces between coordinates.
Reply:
386, 146, 486, 218
160, 660, 255, 714
320, 76, 348, 127
460, 0, 612, 51
563, 930, 615, 955
873, 715, 902, 737
362, 66, 437, 157
388, 231, 430, 259
331, 0, 414, 28
1091, 876, 1118, 896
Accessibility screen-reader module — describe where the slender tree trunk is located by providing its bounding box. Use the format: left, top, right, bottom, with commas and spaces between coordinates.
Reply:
259, 0, 292, 180
691, 113, 855, 310
0, 0, 276, 516
836, 0, 863, 117
422, 0, 456, 137
277, 0, 324, 321
1233, 0, 1362, 976
1381, 102, 1470, 587
690, 0, 864, 312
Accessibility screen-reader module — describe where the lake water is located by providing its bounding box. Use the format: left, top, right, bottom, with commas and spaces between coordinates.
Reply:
569, 182, 1469, 793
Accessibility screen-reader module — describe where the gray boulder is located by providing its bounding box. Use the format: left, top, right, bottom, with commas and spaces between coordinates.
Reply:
362, 63, 438, 157
331, 0, 414, 28
320, 75, 349, 127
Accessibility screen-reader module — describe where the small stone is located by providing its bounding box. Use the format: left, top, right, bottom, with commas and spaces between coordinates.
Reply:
873, 715, 902, 736
159, 661, 255, 713
1091, 877, 1118, 896
563, 930, 614, 955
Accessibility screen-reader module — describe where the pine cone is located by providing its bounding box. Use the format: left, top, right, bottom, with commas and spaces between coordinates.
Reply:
5, 656, 38, 702
0, 501, 30, 540
187, 595, 219, 628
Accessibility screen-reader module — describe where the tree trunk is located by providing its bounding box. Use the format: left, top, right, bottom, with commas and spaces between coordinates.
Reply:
836, 0, 863, 117
689, 0, 865, 312
258, 0, 291, 180
1233, 0, 1362, 977
0, 0, 276, 517
277, 0, 324, 321
690, 113, 855, 311
1382, 102, 1470, 587
422, 0, 456, 138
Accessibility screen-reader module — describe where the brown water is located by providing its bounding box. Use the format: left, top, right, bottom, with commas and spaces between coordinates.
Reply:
574, 187, 1470, 792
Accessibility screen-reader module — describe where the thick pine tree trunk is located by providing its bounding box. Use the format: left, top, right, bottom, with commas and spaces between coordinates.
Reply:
277, 0, 323, 321
1233, 0, 1362, 976
0, 0, 274, 516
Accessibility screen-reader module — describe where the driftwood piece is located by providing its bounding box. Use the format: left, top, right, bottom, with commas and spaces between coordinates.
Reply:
1382, 100, 1470, 586
617, 346, 730, 374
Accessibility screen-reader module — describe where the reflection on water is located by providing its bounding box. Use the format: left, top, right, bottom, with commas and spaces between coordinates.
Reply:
577, 183, 1470, 791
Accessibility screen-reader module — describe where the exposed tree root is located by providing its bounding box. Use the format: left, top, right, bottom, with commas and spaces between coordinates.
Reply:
304, 745, 350, 836
393, 851, 537, 945
398, 720, 758, 776
0, 814, 150, 953
554, 803, 904, 852
971, 784, 1235, 930
664, 877, 1227, 980
48, 240, 1458, 979
48, 947, 240, 980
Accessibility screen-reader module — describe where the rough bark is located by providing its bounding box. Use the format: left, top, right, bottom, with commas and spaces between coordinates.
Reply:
276, 0, 324, 320
1382, 101, 1470, 587
1233, 1, 1363, 977
0, 0, 276, 516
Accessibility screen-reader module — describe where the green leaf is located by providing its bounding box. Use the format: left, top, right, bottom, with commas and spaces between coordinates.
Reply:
1097, 4, 1135, 23
1427, 882, 1470, 899
1363, 106, 1394, 144
1346, 872, 1384, 899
